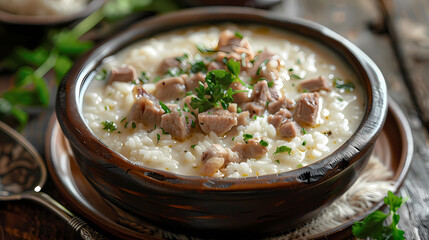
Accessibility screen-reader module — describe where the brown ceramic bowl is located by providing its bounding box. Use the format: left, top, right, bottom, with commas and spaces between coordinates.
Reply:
56, 7, 388, 237
0, 0, 103, 25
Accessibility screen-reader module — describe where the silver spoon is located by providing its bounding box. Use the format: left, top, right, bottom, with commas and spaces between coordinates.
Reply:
0, 121, 103, 240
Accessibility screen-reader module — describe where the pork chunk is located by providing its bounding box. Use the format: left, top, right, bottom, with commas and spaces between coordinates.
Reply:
267, 95, 294, 114
231, 82, 249, 104
279, 121, 301, 139
232, 139, 268, 160
185, 72, 205, 91
157, 57, 181, 75
267, 108, 292, 129
154, 76, 186, 101
217, 30, 255, 61
129, 86, 164, 127
294, 92, 320, 126
207, 62, 224, 72
241, 102, 264, 117
108, 66, 137, 84
248, 50, 280, 80
198, 109, 237, 136
250, 81, 279, 103
299, 76, 331, 92
160, 108, 195, 141
237, 111, 250, 126
200, 144, 241, 176
201, 157, 224, 177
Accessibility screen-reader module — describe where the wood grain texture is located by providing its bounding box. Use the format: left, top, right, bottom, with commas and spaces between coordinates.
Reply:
275, 0, 429, 239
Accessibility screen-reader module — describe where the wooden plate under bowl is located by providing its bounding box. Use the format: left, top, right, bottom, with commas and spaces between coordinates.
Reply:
45, 98, 413, 240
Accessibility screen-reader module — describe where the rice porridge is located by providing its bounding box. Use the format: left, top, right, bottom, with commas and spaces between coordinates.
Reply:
82, 25, 364, 178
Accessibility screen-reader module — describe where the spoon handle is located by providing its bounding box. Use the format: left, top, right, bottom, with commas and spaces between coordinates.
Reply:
23, 191, 104, 240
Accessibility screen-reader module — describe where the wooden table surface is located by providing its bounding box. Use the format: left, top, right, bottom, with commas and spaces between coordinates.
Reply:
1, 0, 428, 239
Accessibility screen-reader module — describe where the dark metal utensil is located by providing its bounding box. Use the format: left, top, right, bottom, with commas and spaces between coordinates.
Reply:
0, 121, 103, 240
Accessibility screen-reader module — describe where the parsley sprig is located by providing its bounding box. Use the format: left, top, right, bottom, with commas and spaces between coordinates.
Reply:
190, 59, 246, 113
352, 191, 407, 240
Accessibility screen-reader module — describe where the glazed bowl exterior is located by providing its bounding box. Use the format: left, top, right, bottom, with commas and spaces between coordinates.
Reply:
56, 7, 388, 236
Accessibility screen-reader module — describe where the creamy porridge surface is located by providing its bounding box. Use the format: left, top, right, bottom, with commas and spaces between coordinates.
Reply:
82, 25, 364, 178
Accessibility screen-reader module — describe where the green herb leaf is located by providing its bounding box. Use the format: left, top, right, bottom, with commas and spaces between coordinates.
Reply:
302, 128, 307, 134
102, 120, 117, 132
190, 61, 207, 74
159, 101, 171, 113
197, 45, 217, 54
302, 140, 307, 146
290, 74, 302, 80
235, 31, 244, 39
333, 78, 355, 92
352, 191, 407, 240
227, 59, 241, 76
243, 133, 253, 143
259, 140, 268, 147
132, 122, 136, 129
257, 59, 269, 76
156, 133, 160, 144
190, 144, 196, 149
273, 145, 292, 155
275, 159, 280, 164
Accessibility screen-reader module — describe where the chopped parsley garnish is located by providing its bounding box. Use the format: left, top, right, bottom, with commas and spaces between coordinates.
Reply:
159, 101, 171, 114
183, 103, 190, 112
190, 59, 245, 113
275, 159, 280, 164
124, 121, 129, 128
337, 97, 344, 102
268, 81, 274, 87
156, 134, 160, 144
266, 101, 270, 107
288, 68, 293, 72
257, 59, 269, 75
237, 107, 242, 113
120, 117, 127, 123
253, 115, 257, 120
101, 120, 117, 132
260, 140, 268, 147
297, 164, 303, 168
302, 128, 307, 134
185, 115, 189, 124
186, 91, 193, 96
302, 89, 309, 93
243, 133, 253, 143
273, 145, 292, 155
104, 105, 108, 110
190, 61, 207, 73
235, 31, 244, 39
153, 76, 161, 82
175, 53, 189, 62
302, 140, 307, 146
131, 122, 136, 129
333, 78, 355, 92
231, 136, 235, 141
177, 108, 182, 116
197, 45, 217, 53
95, 69, 107, 80
161, 127, 169, 135
290, 74, 302, 80
191, 120, 195, 128
138, 71, 150, 83
352, 191, 407, 240
190, 144, 196, 149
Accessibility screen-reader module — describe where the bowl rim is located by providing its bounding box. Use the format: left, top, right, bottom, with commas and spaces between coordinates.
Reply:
56, 6, 388, 192
0, 0, 104, 25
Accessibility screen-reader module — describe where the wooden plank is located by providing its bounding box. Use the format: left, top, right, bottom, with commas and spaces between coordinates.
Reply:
382, 0, 429, 130
274, 0, 428, 239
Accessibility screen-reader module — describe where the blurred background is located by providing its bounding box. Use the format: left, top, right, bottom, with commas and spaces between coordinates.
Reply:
0, 0, 428, 239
